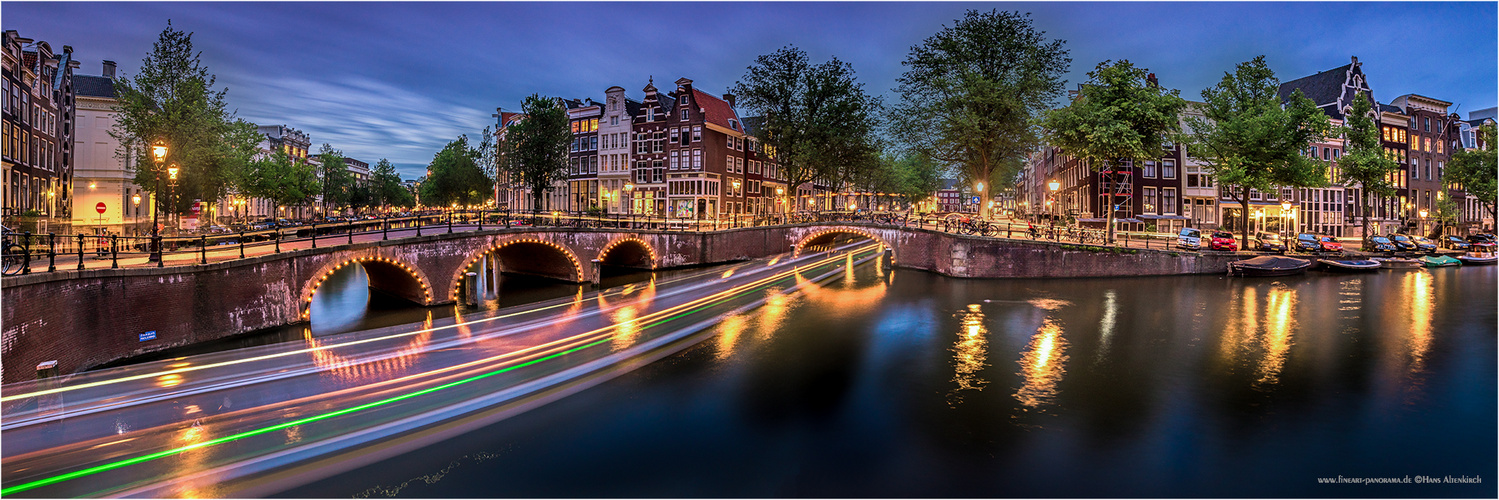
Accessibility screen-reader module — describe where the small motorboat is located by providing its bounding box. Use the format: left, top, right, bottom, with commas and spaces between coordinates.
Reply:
1372, 257, 1421, 269
1420, 255, 1461, 267
1318, 259, 1381, 272
1229, 255, 1313, 277
1456, 252, 1498, 265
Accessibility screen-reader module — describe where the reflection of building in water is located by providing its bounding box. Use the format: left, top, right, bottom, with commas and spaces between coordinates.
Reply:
1014, 317, 1068, 408
948, 304, 989, 406
1393, 271, 1433, 397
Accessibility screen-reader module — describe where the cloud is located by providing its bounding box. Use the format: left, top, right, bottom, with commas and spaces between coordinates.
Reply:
236, 76, 493, 179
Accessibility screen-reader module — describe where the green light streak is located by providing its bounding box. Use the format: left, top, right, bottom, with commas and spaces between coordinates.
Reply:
1, 245, 877, 496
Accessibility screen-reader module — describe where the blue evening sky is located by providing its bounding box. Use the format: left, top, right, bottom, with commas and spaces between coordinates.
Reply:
4, 2, 1495, 179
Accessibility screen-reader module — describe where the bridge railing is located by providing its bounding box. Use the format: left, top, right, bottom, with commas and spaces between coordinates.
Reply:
1, 209, 1207, 276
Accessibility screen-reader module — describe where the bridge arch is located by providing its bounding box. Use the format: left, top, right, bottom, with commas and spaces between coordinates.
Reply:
301, 255, 434, 320
448, 237, 585, 301
596, 236, 658, 269
793, 227, 896, 264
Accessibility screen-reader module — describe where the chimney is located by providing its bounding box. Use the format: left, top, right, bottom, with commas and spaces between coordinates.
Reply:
102, 60, 116, 79
723, 93, 735, 108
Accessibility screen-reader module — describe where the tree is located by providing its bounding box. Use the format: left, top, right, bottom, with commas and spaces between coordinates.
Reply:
370, 158, 406, 209
496, 94, 570, 212
732, 46, 882, 206
1337, 92, 1401, 246
1183, 56, 1333, 249
1043, 60, 1186, 242
112, 21, 254, 223
1446, 123, 1497, 227
240, 151, 319, 212
891, 10, 1071, 218
313, 143, 352, 215
420, 135, 493, 208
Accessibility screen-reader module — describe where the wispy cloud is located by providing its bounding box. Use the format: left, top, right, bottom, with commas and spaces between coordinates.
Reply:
236, 77, 492, 178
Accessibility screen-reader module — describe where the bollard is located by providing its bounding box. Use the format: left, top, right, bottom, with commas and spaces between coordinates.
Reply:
383, 216, 389, 240
590, 259, 602, 287
77, 233, 86, 270
155, 235, 164, 267
416, 216, 423, 237
111, 234, 119, 268
348, 223, 354, 245
311, 223, 318, 249
47, 233, 56, 272
200, 235, 208, 264
448, 213, 453, 234
21, 232, 31, 274
275, 231, 281, 253
240, 231, 246, 259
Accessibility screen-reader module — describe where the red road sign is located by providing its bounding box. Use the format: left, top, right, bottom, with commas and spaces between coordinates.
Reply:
96, 202, 107, 214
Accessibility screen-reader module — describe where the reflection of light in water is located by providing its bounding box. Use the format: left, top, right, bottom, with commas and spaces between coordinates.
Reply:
285, 425, 303, 445
610, 305, 641, 351
1406, 271, 1433, 378
173, 420, 218, 498
1015, 317, 1068, 408
1097, 290, 1117, 362
305, 319, 434, 384
1220, 288, 1258, 363
1338, 278, 1363, 312
1254, 286, 1297, 387
156, 374, 183, 387
845, 252, 856, 284
756, 288, 790, 340
1028, 298, 1072, 311
722, 269, 735, 279
947, 304, 989, 406
715, 314, 748, 360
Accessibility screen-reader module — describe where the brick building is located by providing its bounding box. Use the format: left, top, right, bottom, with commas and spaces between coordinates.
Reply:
3, 30, 78, 225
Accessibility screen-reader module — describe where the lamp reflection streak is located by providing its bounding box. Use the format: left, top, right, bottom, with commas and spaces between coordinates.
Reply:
1405, 271, 1433, 384
1014, 317, 1068, 408
1253, 287, 1297, 388
947, 304, 989, 407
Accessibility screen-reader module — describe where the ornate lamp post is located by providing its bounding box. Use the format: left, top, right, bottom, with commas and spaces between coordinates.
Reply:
132, 193, 142, 235
148, 140, 168, 261
1048, 179, 1060, 221
1281, 201, 1292, 235
975, 182, 985, 219
167, 163, 180, 232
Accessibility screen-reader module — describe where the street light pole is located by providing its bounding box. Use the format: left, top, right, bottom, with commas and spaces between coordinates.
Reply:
149, 140, 168, 262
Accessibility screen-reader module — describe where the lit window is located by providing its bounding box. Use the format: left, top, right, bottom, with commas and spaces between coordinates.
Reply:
692, 126, 702, 142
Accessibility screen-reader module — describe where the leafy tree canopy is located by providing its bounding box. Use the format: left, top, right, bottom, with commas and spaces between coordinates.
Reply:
497, 94, 570, 212
420, 135, 493, 208
891, 10, 1070, 210
1445, 124, 1497, 223
1336, 91, 1401, 242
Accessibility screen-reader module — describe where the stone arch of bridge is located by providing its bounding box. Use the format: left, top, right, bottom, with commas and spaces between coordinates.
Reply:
793, 227, 895, 264
300, 253, 434, 321
595, 236, 658, 269
447, 236, 586, 301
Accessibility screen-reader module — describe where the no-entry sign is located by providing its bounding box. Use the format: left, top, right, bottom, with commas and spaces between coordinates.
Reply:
96, 202, 107, 214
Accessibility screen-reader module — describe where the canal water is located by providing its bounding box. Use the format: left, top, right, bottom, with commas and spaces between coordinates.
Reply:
275, 261, 1495, 498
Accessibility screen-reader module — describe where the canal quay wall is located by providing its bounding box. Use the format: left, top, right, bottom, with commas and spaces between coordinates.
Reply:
0, 224, 1241, 383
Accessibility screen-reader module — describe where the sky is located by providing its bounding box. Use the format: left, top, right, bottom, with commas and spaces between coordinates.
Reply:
4, 2, 1496, 180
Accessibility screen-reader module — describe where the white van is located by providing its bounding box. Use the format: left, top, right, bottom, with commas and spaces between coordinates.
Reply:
1177, 227, 1202, 250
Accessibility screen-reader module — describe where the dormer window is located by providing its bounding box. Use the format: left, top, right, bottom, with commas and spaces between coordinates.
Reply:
729, 119, 739, 130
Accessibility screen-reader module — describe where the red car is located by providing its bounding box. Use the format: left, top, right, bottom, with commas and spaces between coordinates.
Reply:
1210, 231, 1238, 251
1318, 235, 1343, 253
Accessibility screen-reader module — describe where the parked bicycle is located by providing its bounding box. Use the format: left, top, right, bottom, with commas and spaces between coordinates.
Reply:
2, 229, 25, 276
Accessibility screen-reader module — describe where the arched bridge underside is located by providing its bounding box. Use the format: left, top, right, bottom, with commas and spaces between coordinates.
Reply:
1, 224, 1243, 383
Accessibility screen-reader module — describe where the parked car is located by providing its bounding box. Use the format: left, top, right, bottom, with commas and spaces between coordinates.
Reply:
1409, 235, 1438, 253
1444, 235, 1471, 250
1177, 227, 1202, 250
1209, 231, 1238, 251
1389, 233, 1418, 251
1318, 235, 1344, 254
1366, 236, 1396, 253
1253, 232, 1286, 252
1294, 233, 1320, 253
1468, 234, 1497, 252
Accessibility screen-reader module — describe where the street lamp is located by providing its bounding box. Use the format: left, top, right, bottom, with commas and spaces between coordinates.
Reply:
148, 140, 168, 261
623, 183, 634, 214
1281, 201, 1292, 235
1048, 179, 1060, 221
167, 164, 180, 231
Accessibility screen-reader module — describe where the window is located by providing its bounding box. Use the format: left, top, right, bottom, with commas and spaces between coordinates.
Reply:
1162, 159, 1176, 179
1142, 161, 1156, 178
653, 161, 664, 182
1323, 147, 1330, 160
590, 136, 597, 151
1425, 160, 1431, 180
679, 129, 690, 145
646, 108, 655, 122
726, 155, 733, 172
611, 116, 619, 126
1142, 187, 1157, 214
692, 126, 701, 142
1423, 117, 1430, 132
681, 109, 689, 121
1435, 140, 1443, 154
1163, 188, 1177, 215
590, 156, 598, 174
1332, 149, 1340, 159
692, 149, 702, 170
670, 151, 679, 170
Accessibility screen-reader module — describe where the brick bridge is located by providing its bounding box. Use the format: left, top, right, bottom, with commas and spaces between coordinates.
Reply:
1, 224, 1242, 383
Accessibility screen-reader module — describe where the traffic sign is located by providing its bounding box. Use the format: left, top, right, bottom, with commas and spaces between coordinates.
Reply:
971, 196, 980, 204
96, 202, 107, 214
139, 330, 157, 342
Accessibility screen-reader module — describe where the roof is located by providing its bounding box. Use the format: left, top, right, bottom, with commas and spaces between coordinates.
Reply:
624, 98, 642, 118
692, 89, 740, 132
1276, 63, 1350, 107
741, 115, 765, 137
73, 75, 115, 99
657, 93, 676, 111
1378, 103, 1403, 114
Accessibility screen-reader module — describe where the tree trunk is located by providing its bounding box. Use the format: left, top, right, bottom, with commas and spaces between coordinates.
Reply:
1240, 186, 1252, 251
1105, 176, 1116, 244
1361, 191, 1371, 250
